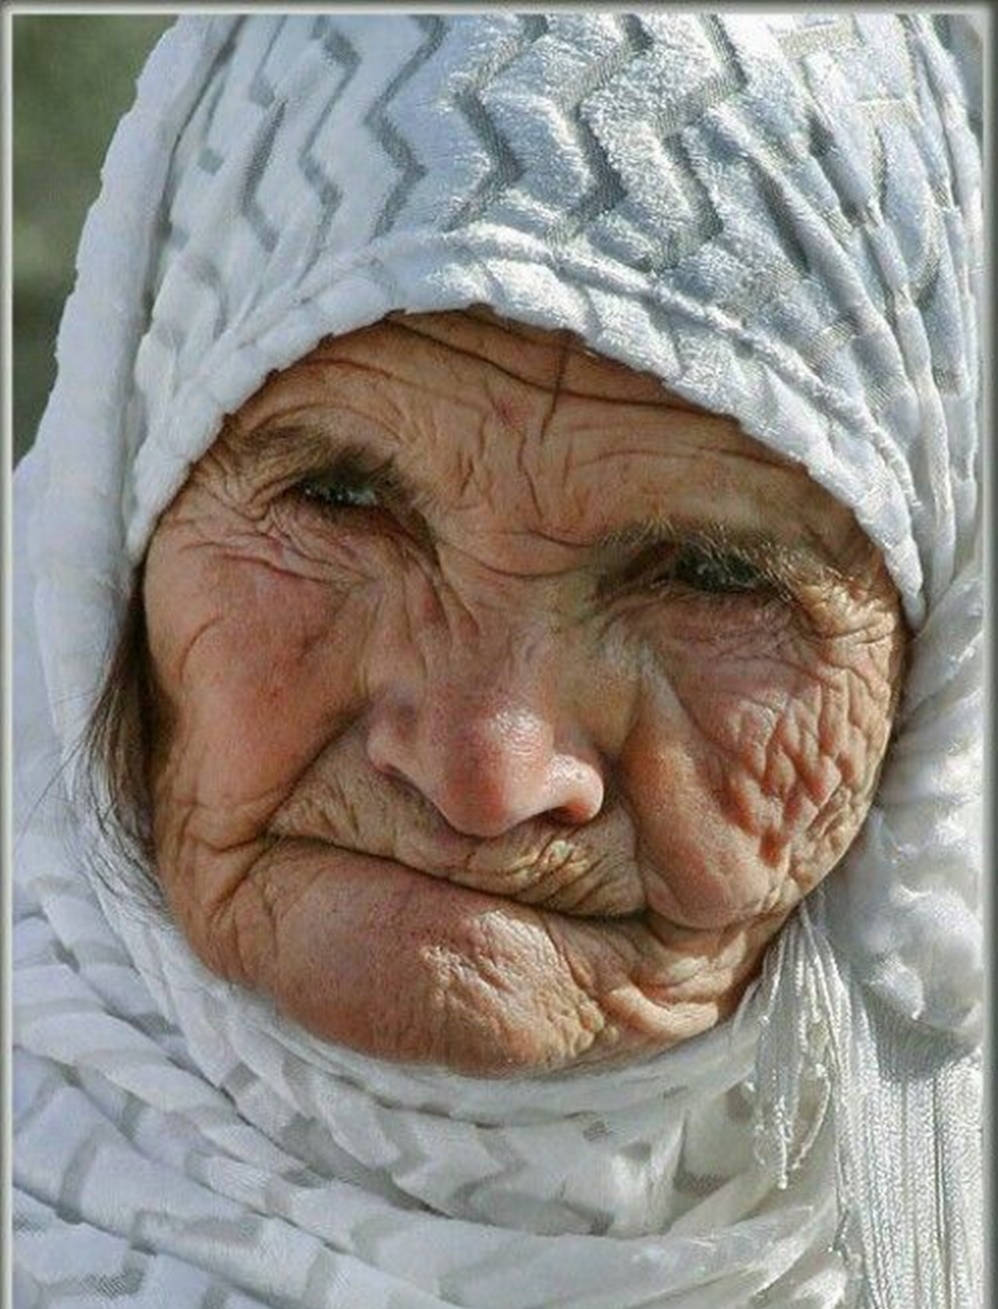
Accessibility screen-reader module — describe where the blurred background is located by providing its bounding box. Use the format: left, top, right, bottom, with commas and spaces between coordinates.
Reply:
13, 14, 173, 464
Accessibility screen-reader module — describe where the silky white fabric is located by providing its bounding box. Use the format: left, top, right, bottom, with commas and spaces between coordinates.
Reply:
14, 14, 983, 1307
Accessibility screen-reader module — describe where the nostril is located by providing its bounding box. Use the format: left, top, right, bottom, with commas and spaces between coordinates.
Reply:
366, 713, 412, 782
376, 759, 408, 785
550, 800, 600, 827
368, 749, 425, 806
546, 764, 604, 827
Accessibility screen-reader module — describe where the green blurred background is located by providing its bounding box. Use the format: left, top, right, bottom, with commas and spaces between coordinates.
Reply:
13, 14, 174, 464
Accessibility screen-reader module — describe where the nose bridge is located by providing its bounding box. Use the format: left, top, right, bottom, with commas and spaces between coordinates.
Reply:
440, 599, 551, 703
416, 603, 561, 781
430, 645, 552, 774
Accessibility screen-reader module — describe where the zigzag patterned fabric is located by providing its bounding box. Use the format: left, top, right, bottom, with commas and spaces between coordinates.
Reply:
15, 13, 981, 1307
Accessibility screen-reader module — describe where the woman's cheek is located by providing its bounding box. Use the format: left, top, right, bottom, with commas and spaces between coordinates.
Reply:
147, 537, 377, 833
622, 609, 893, 930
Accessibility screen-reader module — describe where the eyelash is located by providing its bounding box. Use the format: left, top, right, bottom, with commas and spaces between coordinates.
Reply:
289, 478, 778, 601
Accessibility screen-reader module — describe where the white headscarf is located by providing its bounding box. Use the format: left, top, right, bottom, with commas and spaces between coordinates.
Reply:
14, 14, 982, 1307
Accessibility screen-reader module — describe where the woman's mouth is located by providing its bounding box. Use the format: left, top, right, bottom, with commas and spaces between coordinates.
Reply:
266, 830, 646, 919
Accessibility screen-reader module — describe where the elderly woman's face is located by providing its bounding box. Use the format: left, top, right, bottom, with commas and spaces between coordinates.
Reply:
143, 312, 904, 1075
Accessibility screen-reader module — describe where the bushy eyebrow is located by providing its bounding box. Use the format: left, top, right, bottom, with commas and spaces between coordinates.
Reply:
227, 419, 419, 503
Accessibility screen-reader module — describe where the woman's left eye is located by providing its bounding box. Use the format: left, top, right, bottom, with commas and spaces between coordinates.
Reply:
627, 544, 776, 598
294, 476, 380, 511
667, 547, 769, 595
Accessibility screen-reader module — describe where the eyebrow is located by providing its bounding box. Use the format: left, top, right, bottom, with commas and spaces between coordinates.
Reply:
229, 419, 422, 502
232, 418, 843, 586
230, 420, 388, 475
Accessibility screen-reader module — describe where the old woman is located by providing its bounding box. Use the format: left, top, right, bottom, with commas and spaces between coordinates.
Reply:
14, 14, 982, 1307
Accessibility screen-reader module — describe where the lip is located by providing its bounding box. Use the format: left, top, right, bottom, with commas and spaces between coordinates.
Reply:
271, 832, 647, 921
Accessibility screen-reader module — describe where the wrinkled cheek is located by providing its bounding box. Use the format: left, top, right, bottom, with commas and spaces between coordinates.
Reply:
708, 683, 855, 886
624, 651, 880, 929
149, 565, 374, 829
625, 726, 786, 927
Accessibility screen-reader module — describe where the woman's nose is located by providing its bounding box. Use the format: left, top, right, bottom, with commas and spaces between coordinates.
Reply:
366, 688, 605, 838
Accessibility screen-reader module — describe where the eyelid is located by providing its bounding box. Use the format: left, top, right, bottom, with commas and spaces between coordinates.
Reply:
286, 454, 437, 554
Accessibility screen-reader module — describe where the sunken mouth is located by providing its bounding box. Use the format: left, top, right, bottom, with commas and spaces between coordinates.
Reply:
270, 830, 647, 920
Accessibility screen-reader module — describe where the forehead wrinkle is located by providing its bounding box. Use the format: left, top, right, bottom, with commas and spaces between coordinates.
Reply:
302, 350, 540, 452
384, 313, 573, 393
381, 315, 707, 417
557, 420, 799, 471
388, 311, 726, 412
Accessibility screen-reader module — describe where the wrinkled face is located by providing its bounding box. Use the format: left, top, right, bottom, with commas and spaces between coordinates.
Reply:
144, 311, 905, 1076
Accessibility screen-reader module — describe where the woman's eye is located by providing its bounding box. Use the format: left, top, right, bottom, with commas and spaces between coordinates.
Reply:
668, 548, 768, 595
629, 544, 775, 598
295, 476, 380, 511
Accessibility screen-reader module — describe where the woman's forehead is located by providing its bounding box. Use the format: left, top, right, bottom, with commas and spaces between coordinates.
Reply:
239, 308, 778, 446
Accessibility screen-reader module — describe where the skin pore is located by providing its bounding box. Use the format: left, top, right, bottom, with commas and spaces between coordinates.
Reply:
143, 310, 906, 1077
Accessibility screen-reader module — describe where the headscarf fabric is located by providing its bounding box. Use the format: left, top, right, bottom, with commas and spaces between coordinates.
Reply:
14, 14, 982, 1307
